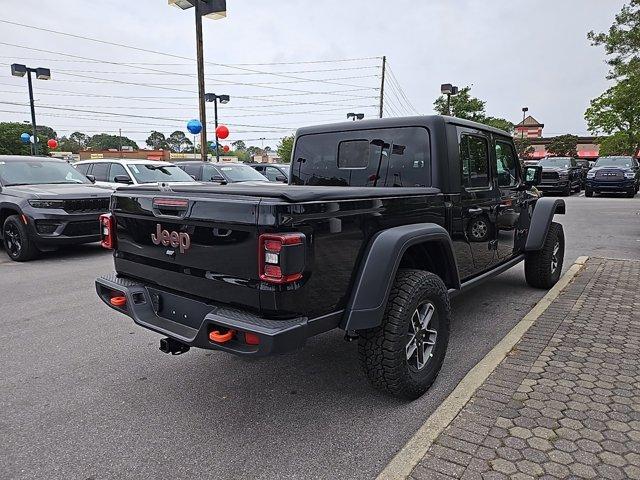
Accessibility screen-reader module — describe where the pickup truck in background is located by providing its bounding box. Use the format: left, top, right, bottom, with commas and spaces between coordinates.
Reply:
95, 116, 565, 399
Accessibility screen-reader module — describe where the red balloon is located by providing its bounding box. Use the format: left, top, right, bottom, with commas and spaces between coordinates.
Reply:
223, 145, 230, 153
47, 139, 58, 149
216, 125, 229, 139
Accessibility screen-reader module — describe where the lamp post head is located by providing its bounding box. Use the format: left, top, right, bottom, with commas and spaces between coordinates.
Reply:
11, 63, 27, 77
347, 112, 356, 119
35, 68, 51, 80
168, 0, 226, 19
522, 107, 529, 113
218, 94, 230, 104
356, 113, 364, 120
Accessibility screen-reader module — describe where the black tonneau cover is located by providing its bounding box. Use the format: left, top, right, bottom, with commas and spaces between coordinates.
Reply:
116, 183, 441, 203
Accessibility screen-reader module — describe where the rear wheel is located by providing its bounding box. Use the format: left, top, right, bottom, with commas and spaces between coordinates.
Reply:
358, 269, 450, 400
2, 215, 38, 262
585, 188, 593, 197
525, 222, 564, 289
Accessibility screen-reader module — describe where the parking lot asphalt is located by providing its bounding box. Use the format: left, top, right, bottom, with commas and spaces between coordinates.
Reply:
1, 194, 638, 480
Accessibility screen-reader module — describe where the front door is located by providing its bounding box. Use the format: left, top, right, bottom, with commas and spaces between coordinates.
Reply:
458, 128, 499, 275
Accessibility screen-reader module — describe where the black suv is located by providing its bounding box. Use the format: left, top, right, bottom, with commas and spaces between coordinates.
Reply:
0, 155, 112, 261
175, 161, 269, 183
537, 157, 582, 195
249, 163, 289, 182
95, 116, 566, 399
585, 156, 639, 197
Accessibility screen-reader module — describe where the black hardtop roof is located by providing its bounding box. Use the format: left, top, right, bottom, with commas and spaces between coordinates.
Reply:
0, 155, 66, 163
117, 182, 440, 203
294, 115, 513, 138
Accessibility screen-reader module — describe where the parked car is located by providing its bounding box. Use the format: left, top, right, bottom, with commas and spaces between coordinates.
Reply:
0, 155, 112, 261
175, 161, 269, 183
74, 159, 195, 189
537, 157, 582, 196
585, 156, 640, 197
249, 163, 289, 182
95, 115, 565, 400
574, 159, 592, 187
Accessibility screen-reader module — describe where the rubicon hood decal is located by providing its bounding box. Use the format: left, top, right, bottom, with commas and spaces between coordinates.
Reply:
151, 224, 191, 253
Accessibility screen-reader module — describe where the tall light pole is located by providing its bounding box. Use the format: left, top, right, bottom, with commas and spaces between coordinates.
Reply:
521, 107, 529, 140
11, 64, 50, 156
440, 84, 459, 116
169, 0, 227, 162
347, 113, 364, 121
205, 93, 229, 162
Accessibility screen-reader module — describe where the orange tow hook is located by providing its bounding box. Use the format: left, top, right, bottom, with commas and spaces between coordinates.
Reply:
110, 296, 127, 307
209, 329, 235, 344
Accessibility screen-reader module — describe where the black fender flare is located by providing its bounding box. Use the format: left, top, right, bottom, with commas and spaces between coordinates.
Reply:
341, 223, 459, 331
525, 197, 565, 251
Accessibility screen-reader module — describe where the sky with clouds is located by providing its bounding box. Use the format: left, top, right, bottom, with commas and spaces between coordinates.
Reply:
0, 0, 626, 148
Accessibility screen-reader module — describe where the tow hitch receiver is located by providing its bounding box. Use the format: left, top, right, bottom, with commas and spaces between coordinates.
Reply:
159, 337, 190, 355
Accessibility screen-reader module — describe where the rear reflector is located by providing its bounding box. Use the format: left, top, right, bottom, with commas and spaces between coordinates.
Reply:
244, 332, 260, 345
99, 213, 116, 249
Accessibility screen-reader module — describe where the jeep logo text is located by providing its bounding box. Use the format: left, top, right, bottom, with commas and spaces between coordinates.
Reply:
151, 224, 190, 253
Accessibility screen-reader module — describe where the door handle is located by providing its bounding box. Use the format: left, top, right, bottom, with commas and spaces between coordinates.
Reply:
468, 208, 483, 214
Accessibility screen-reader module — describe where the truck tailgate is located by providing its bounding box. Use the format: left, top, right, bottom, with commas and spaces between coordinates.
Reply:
111, 190, 261, 310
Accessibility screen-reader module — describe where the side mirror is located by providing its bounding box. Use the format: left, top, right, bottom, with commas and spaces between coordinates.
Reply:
275, 175, 287, 182
114, 175, 133, 185
524, 165, 542, 187
86, 174, 96, 183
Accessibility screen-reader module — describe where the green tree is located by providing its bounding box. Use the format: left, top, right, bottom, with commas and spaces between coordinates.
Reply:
231, 140, 246, 151
546, 134, 579, 157
146, 130, 168, 150
88, 133, 138, 150
598, 132, 637, 156
434, 86, 485, 120
58, 131, 90, 153
483, 117, 515, 134
166, 130, 191, 153
588, 0, 640, 79
0, 122, 56, 155
514, 137, 535, 157
276, 135, 294, 163
585, 74, 640, 156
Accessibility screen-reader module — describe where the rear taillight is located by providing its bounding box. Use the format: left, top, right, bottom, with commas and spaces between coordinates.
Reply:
100, 213, 116, 250
258, 233, 305, 284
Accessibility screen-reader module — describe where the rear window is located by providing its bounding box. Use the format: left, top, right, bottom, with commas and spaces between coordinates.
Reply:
128, 163, 194, 183
291, 126, 430, 187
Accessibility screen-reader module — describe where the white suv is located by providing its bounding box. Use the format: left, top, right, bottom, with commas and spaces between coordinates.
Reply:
74, 159, 194, 189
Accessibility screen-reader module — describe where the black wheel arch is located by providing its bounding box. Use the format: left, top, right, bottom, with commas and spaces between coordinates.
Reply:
525, 197, 565, 252
0, 204, 24, 237
341, 223, 460, 331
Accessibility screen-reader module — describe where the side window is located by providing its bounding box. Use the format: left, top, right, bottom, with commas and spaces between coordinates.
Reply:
264, 166, 282, 181
182, 164, 201, 180
91, 163, 109, 182
494, 141, 518, 187
203, 164, 223, 181
460, 134, 489, 188
109, 163, 130, 182
75, 163, 90, 175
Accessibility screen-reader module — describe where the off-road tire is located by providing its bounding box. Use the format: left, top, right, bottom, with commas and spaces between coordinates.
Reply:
626, 188, 636, 198
563, 184, 572, 196
2, 215, 38, 262
585, 188, 594, 197
357, 269, 450, 400
525, 222, 564, 289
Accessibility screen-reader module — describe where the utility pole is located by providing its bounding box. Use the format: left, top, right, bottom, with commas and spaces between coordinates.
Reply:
521, 107, 529, 140
194, 1, 208, 162
118, 128, 122, 158
379, 55, 386, 119
26, 70, 38, 155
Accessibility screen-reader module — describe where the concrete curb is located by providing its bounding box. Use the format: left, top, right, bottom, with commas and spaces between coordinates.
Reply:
376, 256, 589, 480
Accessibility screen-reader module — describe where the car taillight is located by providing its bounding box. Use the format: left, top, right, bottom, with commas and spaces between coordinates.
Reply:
100, 213, 116, 250
258, 233, 305, 284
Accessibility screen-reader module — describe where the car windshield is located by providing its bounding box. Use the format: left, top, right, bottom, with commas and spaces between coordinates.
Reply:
128, 163, 194, 183
594, 157, 633, 168
218, 164, 268, 182
538, 158, 571, 168
0, 159, 91, 186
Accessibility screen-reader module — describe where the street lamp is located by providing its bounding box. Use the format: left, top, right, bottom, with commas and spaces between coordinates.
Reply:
521, 107, 529, 140
168, 0, 227, 162
11, 63, 51, 155
205, 93, 230, 162
440, 83, 459, 116
347, 113, 364, 121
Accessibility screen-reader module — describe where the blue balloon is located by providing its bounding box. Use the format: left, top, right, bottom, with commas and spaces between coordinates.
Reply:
187, 119, 202, 135
20, 132, 30, 144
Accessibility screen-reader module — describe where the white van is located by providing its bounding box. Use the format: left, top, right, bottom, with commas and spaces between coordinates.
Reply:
74, 159, 195, 189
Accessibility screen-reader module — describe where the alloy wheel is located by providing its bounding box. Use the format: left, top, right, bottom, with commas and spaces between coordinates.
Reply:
4, 223, 22, 257
551, 241, 560, 274
471, 220, 488, 240
406, 302, 438, 371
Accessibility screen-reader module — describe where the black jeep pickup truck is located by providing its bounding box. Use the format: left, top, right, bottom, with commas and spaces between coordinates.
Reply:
96, 116, 565, 399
